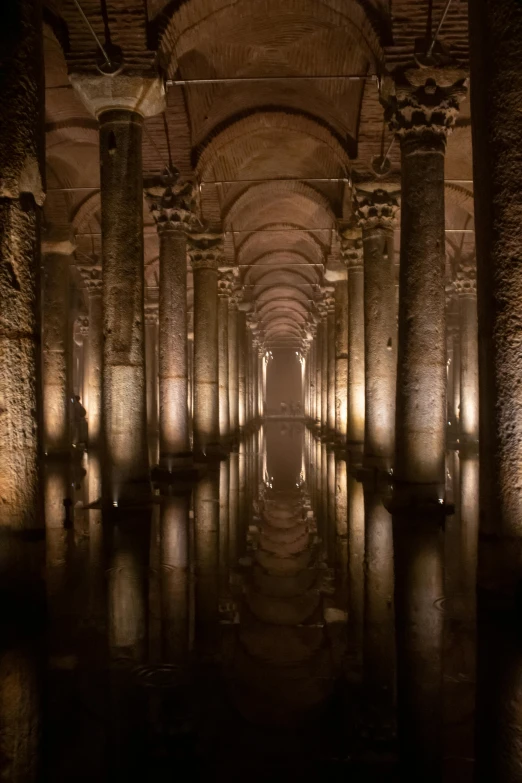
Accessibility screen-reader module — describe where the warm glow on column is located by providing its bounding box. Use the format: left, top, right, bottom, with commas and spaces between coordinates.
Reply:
160, 494, 190, 662
459, 454, 479, 593
219, 460, 230, 591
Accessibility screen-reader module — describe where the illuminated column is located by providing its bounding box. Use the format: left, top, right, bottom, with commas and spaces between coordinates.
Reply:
341, 228, 365, 445
42, 228, 74, 455
77, 316, 89, 407
146, 178, 199, 467
388, 69, 466, 496
326, 290, 336, 432
325, 258, 348, 439
71, 73, 165, 504
238, 310, 247, 430
189, 233, 222, 454
160, 492, 190, 663
363, 479, 395, 714
228, 289, 240, 435
0, 0, 44, 532
468, 3, 522, 778
314, 322, 322, 426
79, 265, 102, 449
320, 306, 328, 430
258, 349, 265, 417
455, 259, 478, 447
218, 269, 235, 438
355, 187, 399, 470
386, 66, 467, 778
194, 468, 220, 656
144, 304, 158, 437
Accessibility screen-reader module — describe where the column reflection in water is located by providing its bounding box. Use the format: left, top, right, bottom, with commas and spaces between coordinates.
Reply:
219, 459, 230, 596
363, 478, 395, 720
238, 441, 247, 557
160, 492, 191, 664
194, 469, 220, 657
443, 453, 477, 782
393, 509, 444, 782
327, 448, 336, 565
347, 470, 365, 676
229, 451, 240, 569
334, 457, 348, 601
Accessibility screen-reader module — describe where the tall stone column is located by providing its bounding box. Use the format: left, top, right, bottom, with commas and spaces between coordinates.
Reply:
325, 255, 348, 440
385, 66, 467, 780
0, 6, 45, 778
76, 316, 89, 407
146, 177, 199, 468
315, 318, 323, 427
0, 0, 44, 533
79, 266, 102, 449
71, 73, 165, 505
468, 3, 522, 778
258, 348, 266, 417
228, 290, 240, 436
325, 290, 336, 433
144, 304, 158, 437
238, 310, 247, 430
188, 233, 222, 455
218, 269, 235, 439
341, 228, 365, 446
320, 306, 328, 430
355, 187, 399, 470
42, 229, 75, 455
455, 259, 478, 447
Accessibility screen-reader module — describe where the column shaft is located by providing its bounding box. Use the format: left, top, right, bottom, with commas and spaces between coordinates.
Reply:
348, 261, 365, 444
0, 0, 44, 531
228, 302, 239, 434
99, 109, 149, 502
459, 290, 479, 445
159, 231, 190, 459
327, 303, 336, 432
315, 326, 323, 426
145, 314, 158, 436
86, 280, 102, 448
361, 221, 397, 467
238, 312, 246, 430
42, 251, 71, 453
334, 279, 348, 438
218, 293, 230, 437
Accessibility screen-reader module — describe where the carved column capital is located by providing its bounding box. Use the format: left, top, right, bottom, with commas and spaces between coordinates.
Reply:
384, 66, 468, 144
145, 304, 159, 325
354, 187, 400, 232
454, 261, 477, 297
218, 267, 238, 299
145, 176, 202, 235
79, 265, 102, 295
188, 232, 224, 271
77, 316, 89, 338
340, 226, 364, 270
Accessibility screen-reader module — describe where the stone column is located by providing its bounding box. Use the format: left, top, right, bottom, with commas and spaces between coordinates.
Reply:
355, 187, 399, 470
385, 66, 467, 779
468, 5, 522, 776
218, 269, 235, 439
238, 310, 247, 430
79, 266, 102, 449
341, 228, 365, 446
71, 73, 165, 505
0, 6, 45, 778
326, 290, 336, 433
455, 259, 478, 447
42, 229, 75, 455
325, 256, 349, 440
144, 304, 158, 437
77, 316, 89, 407
315, 318, 323, 427
228, 290, 240, 436
320, 307, 328, 430
188, 233, 222, 455
258, 348, 266, 417
386, 69, 466, 496
146, 177, 199, 468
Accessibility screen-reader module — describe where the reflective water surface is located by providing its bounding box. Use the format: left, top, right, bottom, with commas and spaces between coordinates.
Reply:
2, 423, 478, 781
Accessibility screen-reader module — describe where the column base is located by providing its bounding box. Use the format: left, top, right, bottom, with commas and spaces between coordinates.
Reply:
386, 481, 453, 516
152, 452, 201, 484
194, 442, 229, 463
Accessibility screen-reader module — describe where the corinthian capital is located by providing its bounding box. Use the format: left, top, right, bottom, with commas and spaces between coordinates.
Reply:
145, 172, 201, 234
188, 232, 224, 271
454, 259, 477, 298
355, 187, 400, 232
384, 65, 468, 143
218, 267, 237, 299
339, 224, 363, 270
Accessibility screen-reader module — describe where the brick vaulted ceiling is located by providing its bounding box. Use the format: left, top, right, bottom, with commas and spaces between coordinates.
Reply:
43, 0, 472, 347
